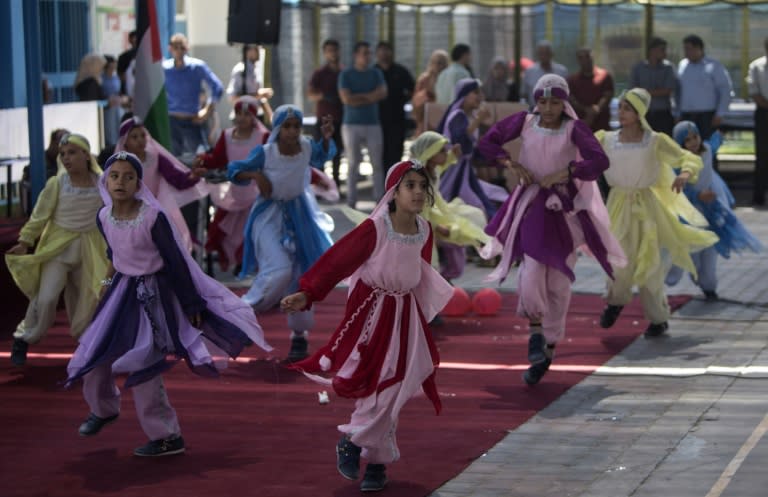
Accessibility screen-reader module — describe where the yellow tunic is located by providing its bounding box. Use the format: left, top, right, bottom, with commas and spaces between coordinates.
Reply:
596, 130, 718, 286
5, 173, 108, 337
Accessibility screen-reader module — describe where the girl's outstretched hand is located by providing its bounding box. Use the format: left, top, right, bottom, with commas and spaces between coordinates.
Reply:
6, 241, 29, 255
672, 171, 691, 193
281, 292, 308, 314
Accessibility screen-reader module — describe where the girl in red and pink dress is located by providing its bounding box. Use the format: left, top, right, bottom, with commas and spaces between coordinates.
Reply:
478, 74, 626, 386
194, 96, 270, 271
281, 160, 453, 492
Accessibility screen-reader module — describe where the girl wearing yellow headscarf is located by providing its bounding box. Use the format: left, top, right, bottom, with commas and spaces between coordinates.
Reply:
410, 131, 490, 280
595, 88, 718, 338
5, 133, 108, 366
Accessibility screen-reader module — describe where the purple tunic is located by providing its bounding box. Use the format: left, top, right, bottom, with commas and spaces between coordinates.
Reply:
478, 111, 625, 282
66, 202, 271, 388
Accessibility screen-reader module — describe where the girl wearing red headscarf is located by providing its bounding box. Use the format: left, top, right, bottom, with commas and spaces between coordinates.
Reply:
281, 160, 453, 492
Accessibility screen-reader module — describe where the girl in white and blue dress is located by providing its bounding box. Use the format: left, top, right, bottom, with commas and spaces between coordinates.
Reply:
665, 121, 763, 299
228, 104, 336, 362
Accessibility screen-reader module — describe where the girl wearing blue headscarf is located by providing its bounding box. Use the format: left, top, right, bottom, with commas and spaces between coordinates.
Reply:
228, 105, 337, 361
665, 121, 762, 300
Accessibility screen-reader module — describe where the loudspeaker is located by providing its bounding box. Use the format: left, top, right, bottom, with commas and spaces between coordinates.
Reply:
227, 0, 282, 45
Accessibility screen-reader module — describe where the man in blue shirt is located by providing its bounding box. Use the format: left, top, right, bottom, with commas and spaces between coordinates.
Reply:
163, 33, 224, 159
339, 41, 387, 208
675, 34, 733, 142
630, 37, 677, 136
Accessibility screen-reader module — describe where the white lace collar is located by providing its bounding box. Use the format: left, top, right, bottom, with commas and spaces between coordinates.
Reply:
108, 201, 147, 229
531, 115, 568, 135
611, 130, 652, 149
383, 213, 426, 245
61, 173, 99, 194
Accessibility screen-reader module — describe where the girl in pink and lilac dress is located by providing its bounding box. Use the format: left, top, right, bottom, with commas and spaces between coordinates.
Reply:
194, 96, 271, 271
478, 74, 626, 386
66, 152, 271, 458
281, 160, 453, 492
116, 116, 207, 252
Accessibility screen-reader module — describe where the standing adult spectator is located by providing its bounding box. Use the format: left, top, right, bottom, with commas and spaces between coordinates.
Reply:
308, 39, 344, 188
74, 53, 107, 102
521, 40, 568, 105
568, 47, 614, 131
226, 44, 274, 124
102, 55, 123, 147
339, 41, 387, 208
117, 30, 137, 95
630, 37, 677, 136
412, 49, 449, 135
675, 34, 733, 142
747, 37, 768, 206
375, 41, 415, 172
482, 56, 520, 103
162, 33, 224, 159
435, 44, 473, 104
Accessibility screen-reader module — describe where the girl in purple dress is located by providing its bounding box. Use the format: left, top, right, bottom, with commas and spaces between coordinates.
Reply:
66, 152, 271, 457
478, 74, 626, 385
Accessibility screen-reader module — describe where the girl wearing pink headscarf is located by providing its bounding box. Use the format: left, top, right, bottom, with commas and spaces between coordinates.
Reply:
194, 96, 270, 271
478, 74, 626, 386
116, 116, 207, 252
281, 160, 453, 492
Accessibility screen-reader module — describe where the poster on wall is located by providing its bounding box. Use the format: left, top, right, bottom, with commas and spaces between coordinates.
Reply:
95, 0, 136, 57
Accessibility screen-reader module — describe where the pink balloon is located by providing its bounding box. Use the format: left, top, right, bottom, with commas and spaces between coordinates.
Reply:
472, 288, 502, 316
442, 287, 472, 317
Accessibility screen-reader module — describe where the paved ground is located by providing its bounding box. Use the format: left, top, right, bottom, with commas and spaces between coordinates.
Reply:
223, 159, 768, 496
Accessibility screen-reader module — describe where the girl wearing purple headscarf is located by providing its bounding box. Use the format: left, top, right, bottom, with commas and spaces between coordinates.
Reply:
66, 152, 271, 457
437, 78, 508, 220
478, 74, 626, 386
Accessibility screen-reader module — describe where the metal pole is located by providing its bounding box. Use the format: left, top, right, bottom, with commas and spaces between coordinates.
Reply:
546, 0, 554, 42
23, 0, 45, 204
313, 4, 321, 69
514, 4, 522, 93
388, 1, 396, 49
644, 2, 654, 59
741, 5, 750, 99
415, 6, 423, 72
579, 0, 588, 47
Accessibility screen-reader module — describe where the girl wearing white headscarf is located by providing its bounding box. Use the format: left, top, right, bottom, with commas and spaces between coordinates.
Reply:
594, 88, 717, 338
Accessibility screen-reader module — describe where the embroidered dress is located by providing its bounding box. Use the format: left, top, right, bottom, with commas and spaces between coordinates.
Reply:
291, 188, 453, 464
67, 162, 270, 389
228, 135, 336, 312
7, 158, 107, 341
597, 129, 718, 287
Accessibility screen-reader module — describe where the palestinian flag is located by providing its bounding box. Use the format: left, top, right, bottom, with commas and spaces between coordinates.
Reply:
133, 0, 171, 148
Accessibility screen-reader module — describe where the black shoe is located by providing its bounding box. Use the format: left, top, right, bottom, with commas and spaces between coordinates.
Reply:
133, 435, 185, 457
703, 290, 718, 301
527, 333, 546, 364
78, 413, 119, 437
360, 463, 387, 492
336, 436, 362, 480
11, 338, 28, 366
644, 321, 669, 338
523, 358, 552, 386
600, 305, 624, 329
286, 335, 309, 363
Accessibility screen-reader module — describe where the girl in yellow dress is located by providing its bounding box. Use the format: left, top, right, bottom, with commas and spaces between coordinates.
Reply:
595, 89, 718, 337
409, 131, 491, 281
5, 134, 108, 365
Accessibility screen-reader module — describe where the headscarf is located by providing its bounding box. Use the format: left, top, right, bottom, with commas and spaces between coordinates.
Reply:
99, 151, 155, 208
620, 87, 653, 131
369, 159, 426, 220
233, 95, 264, 126
410, 131, 448, 165
436, 78, 481, 134
531, 74, 579, 120
672, 120, 699, 148
268, 104, 303, 145
57, 133, 102, 176
482, 57, 510, 102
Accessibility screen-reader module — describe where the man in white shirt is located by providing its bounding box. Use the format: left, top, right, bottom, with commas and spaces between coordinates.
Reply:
521, 40, 568, 106
747, 36, 768, 205
435, 44, 473, 105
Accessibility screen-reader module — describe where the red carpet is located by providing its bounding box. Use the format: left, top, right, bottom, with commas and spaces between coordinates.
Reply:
0, 290, 689, 497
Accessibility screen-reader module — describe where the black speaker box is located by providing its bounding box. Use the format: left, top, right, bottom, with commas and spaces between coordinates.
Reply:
227, 0, 282, 45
